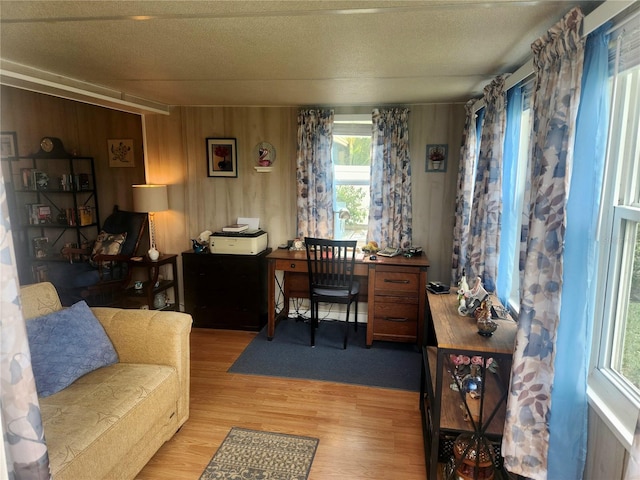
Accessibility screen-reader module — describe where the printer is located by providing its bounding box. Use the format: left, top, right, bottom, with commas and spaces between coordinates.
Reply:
209, 229, 268, 255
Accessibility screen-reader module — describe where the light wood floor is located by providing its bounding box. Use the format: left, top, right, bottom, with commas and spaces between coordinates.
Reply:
136, 327, 427, 480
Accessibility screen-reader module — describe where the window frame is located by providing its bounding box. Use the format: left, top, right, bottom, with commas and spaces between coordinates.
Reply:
588, 34, 640, 450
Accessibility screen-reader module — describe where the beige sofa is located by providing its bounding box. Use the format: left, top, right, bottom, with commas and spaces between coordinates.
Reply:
20, 282, 192, 480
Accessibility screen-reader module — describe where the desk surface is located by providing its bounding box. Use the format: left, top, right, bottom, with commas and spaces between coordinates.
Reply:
266, 248, 430, 268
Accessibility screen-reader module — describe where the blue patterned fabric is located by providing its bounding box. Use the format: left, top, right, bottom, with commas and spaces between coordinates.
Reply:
467, 75, 508, 293
26, 301, 119, 397
503, 8, 585, 479
367, 108, 412, 249
0, 174, 51, 478
548, 23, 610, 480
296, 109, 335, 238
451, 100, 478, 285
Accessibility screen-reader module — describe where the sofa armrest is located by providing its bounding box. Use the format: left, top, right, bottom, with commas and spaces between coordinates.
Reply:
91, 307, 192, 428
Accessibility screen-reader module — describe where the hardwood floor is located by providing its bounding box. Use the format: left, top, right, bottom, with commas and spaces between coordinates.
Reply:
136, 327, 427, 480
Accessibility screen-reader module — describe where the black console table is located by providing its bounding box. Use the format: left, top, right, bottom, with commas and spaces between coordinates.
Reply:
182, 249, 271, 330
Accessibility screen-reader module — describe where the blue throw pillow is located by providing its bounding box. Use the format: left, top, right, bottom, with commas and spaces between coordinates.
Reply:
26, 300, 119, 397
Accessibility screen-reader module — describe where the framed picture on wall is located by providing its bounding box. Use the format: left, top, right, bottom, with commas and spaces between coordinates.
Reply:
1, 131, 18, 159
206, 138, 238, 178
108, 139, 135, 167
425, 144, 448, 172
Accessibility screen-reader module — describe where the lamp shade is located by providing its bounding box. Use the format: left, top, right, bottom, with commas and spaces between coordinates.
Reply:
132, 184, 168, 213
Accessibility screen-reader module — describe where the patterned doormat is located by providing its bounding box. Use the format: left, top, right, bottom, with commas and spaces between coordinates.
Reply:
199, 427, 320, 480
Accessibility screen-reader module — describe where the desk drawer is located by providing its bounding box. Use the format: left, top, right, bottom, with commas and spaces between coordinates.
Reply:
275, 258, 307, 272
373, 301, 418, 337
375, 270, 420, 295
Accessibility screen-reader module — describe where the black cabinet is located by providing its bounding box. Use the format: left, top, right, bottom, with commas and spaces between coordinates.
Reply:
182, 249, 271, 330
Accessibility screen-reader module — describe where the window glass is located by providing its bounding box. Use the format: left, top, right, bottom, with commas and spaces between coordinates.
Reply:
332, 115, 372, 243
508, 82, 533, 311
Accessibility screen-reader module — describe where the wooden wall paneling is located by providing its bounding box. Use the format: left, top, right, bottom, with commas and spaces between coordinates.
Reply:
409, 103, 465, 285
585, 406, 626, 480
0, 85, 145, 225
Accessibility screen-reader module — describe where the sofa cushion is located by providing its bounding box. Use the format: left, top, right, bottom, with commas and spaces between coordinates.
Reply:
39, 363, 179, 479
26, 300, 119, 397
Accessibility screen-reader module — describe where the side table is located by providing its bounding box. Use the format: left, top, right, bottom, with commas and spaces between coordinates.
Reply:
125, 254, 180, 311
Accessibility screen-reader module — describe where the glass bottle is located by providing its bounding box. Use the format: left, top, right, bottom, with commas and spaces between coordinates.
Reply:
462, 364, 483, 423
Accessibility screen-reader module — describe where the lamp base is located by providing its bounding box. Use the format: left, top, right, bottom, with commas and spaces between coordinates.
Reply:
148, 247, 160, 261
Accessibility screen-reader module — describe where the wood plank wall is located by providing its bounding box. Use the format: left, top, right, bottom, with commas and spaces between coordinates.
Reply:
0, 86, 146, 217
144, 103, 466, 289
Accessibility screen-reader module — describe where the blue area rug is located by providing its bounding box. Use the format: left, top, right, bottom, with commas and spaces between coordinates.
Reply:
228, 318, 421, 391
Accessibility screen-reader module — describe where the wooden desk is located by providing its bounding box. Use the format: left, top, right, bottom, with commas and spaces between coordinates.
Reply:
266, 249, 429, 346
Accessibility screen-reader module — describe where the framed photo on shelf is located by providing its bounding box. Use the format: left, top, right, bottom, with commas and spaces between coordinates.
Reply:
0, 131, 17, 159
425, 144, 448, 172
206, 138, 238, 178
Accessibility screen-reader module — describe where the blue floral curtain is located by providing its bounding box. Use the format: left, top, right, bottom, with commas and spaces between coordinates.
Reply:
367, 108, 412, 248
466, 75, 508, 293
451, 100, 478, 285
503, 8, 585, 479
296, 109, 334, 238
0, 175, 51, 479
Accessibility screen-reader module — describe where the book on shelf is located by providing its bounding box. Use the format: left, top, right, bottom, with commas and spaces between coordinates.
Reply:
222, 223, 249, 232
78, 206, 93, 226
31, 264, 48, 282
26, 203, 51, 225
32, 236, 49, 258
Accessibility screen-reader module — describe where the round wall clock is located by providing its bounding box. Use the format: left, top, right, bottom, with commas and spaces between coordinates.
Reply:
254, 142, 275, 167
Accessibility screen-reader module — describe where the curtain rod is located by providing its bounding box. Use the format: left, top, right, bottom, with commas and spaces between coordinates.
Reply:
472, 0, 634, 113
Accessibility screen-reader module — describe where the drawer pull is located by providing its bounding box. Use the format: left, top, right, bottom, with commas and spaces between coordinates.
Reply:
384, 279, 410, 284
384, 317, 409, 322
290, 263, 296, 268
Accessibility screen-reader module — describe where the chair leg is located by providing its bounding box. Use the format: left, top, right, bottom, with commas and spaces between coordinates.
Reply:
343, 303, 351, 349
310, 299, 316, 347
354, 296, 358, 331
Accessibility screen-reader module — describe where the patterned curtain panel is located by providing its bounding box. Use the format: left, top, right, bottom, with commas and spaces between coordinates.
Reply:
451, 100, 478, 286
367, 108, 412, 248
466, 75, 508, 293
503, 8, 585, 480
296, 109, 335, 239
0, 177, 51, 478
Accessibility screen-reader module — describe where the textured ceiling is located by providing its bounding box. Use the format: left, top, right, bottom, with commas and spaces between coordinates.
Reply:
0, 1, 604, 109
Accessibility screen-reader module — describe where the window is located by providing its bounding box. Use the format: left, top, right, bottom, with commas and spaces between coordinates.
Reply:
507, 82, 533, 312
332, 114, 371, 243
589, 18, 640, 449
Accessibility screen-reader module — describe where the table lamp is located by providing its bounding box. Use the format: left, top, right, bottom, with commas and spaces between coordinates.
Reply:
132, 184, 168, 261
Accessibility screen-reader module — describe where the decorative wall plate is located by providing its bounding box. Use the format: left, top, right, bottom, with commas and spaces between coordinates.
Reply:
254, 142, 275, 167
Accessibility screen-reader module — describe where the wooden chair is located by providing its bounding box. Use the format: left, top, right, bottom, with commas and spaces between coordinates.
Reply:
48, 206, 147, 306
304, 237, 360, 349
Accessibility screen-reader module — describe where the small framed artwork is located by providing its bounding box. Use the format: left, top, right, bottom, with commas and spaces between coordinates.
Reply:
426, 144, 448, 173
108, 139, 135, 167
206, 138, 238, 177
1, 131, 18, 159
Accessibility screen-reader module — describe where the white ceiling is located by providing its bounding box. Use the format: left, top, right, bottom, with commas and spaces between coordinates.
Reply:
0, 1, 605, 112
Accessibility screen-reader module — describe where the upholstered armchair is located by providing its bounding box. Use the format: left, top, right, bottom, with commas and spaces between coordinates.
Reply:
47, 206, 147, 306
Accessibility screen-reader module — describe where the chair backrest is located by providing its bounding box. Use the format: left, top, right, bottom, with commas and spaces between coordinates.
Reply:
101, 206, 147, 256
304, 237, 357, 293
